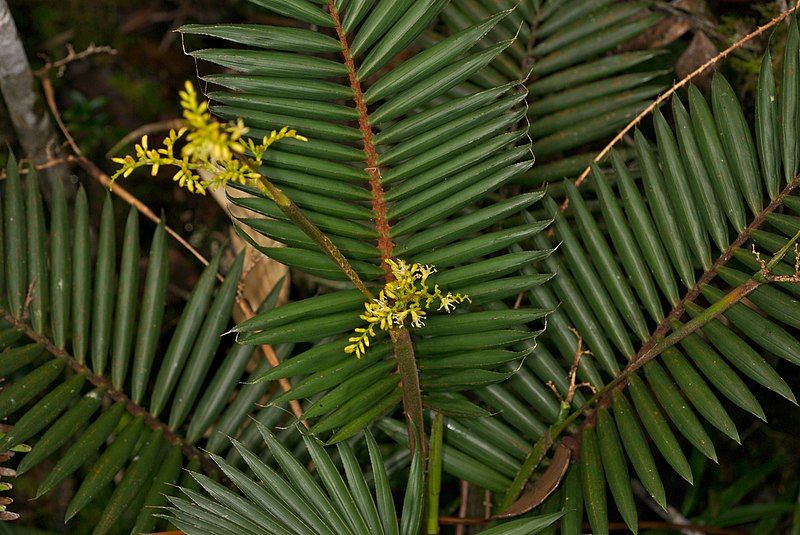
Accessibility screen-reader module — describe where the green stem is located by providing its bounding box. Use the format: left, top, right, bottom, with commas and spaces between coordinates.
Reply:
325, 0, 426, 460
426, 411, 444, 535
244, 160, 431, 460
260, 172, 431, 457
244, 167, 373, 299
391, 328, 426, 457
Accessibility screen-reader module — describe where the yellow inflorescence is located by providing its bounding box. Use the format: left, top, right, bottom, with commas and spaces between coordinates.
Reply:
345, 259, 470, 358
111, 81, 307, 194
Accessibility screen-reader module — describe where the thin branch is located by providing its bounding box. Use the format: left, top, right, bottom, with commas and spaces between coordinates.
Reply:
38, 75, 81, 156
753, 243, 800, 282
246, 165, 374, 299
455, 480, 469, 535
0, 154, 78, 180
562, 0, 800, 211
33, 42, 117, 78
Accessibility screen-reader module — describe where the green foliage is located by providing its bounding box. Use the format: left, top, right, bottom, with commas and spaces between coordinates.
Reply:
5, 1, 800, 533
0, 160, 291, 532
508, 14, 800, 534
430, 0, 667, 187
163, 426, 564, 535
1, 0, 557, 531
185, 0, 553, 447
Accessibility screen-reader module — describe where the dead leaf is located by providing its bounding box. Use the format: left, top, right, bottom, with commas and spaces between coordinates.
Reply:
493, 441, 572, 519
647, 16, 693, 49
674, 0, 714, 18
622, 12, 691, 51
676, 30, 719, 92
211, 186, 290, 323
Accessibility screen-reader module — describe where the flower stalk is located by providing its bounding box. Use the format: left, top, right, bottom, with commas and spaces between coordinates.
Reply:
346, 259, 469, 358
111, 81, 373, 298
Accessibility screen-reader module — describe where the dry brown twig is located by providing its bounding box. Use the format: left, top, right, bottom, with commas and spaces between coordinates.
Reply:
105, 118, 185, 157
547, 328, 596, 401
34, 42, 117, 78
752, 243, 800, 282
0, 154, 77, 180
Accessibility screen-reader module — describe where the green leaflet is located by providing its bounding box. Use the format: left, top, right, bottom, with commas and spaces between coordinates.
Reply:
180, 24, 340, 53
596, 409, 637, 533
149, 249, 221, 417
111, 206, 140, 388
645, 361, 718, 462
0, 374, 84, 452
0, 359, 64, 420
131, 218, 169, 404
612, 391, 666, 509
17, 389, 103, 475
168, 252, 245, 429
581, 426, 608, 535
25, 169, 48, 334
4, 154, 26, 319
132, 444, 184, 534
90, 193, 116, 376
72, 186, 92, 364
36, 401, 126, 498
50, 180, 72, 349
93, 429, 164, 535
0, 343, 44, 377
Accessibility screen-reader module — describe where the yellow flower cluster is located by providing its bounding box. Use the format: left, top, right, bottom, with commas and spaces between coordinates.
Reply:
345, 259, 471, 358
110, 81, 307, 194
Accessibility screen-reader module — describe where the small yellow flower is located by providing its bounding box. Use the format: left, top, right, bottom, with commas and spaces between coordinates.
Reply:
344, 259, 470, 358
110, 81, 307, 194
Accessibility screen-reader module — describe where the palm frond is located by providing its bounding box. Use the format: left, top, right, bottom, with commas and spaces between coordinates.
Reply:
0, 162, 304, 533
483, 15, 800, 534
163, 425, 564, 535
180, 0, 554, 443
428, 0, 667, 188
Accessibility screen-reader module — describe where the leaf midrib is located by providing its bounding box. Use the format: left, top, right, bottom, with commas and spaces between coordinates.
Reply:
326, 1, 394, 267
326, 0, 427, 452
